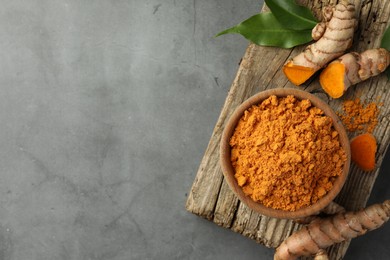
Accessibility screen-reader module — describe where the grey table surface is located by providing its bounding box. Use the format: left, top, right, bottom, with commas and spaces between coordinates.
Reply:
0, 1, 389, 259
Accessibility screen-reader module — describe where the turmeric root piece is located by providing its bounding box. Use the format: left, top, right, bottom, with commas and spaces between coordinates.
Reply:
321, 201, 345, 215
283, 0, 356, 86
320, 48, 390, 98
319, 62, 346, 98
314, 250, 329, 260
350, 133, 377, 171
295, 202, 345, 224
274, 200, 390, 260
283, 65, 316, 86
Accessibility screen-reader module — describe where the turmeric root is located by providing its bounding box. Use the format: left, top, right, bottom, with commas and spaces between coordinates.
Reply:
274, 200, 390, 260
313, 250, 329, 260
320, 48, 390, 98
295, 202, 345, 225
283, 1, 356, 86
350, 133, 377, 171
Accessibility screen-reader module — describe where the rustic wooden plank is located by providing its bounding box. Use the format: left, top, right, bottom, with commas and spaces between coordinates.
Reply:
213, 179, 239, 227
186, 0, 390, 259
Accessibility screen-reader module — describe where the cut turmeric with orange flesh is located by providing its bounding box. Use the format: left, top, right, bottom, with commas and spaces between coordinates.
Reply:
320, 48, 390, 98
319, 62, 346, 98
350, 133, 377, 171
283, 1, 356, 86
283, 64, 315, 86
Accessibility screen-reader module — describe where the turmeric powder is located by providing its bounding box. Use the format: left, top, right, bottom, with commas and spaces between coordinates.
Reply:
230, 95, 347, 211
337, 98, 381, 133
350, 133, 377, 171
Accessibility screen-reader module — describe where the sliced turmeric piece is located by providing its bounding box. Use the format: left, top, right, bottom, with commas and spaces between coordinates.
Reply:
320, 48, 390, 98
283, 63, 315, 86
319, 62, 346, 98
350, 133, 377, 171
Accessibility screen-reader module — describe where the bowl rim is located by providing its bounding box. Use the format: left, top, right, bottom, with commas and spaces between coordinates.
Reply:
220, 88, 351, 219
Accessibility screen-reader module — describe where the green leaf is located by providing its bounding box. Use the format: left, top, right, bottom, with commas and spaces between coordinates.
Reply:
380, 26, 390, 79
265, 0, 318, 30
380, 26, 390, 50
385, 68, 390, 79
215, 12, 313, 49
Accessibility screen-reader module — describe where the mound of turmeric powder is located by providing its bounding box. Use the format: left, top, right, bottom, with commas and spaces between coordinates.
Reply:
230, 95, 347, 211
337, 98, 381, 133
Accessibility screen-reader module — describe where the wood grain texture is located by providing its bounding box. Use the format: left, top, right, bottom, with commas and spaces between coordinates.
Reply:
186, 0, 390, 259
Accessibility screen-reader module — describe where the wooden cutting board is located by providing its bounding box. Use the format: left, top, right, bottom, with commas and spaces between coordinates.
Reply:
186, 0, 390, 259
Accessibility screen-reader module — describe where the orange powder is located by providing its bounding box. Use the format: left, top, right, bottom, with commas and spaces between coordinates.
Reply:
337, 98, 381, 133
230, 95, 347, 211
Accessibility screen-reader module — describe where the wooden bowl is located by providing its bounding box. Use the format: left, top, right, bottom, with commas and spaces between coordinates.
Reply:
220, 88, 351, 219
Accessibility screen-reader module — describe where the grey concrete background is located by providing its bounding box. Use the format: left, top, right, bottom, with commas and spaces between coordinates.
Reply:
0, 0, 388, 259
